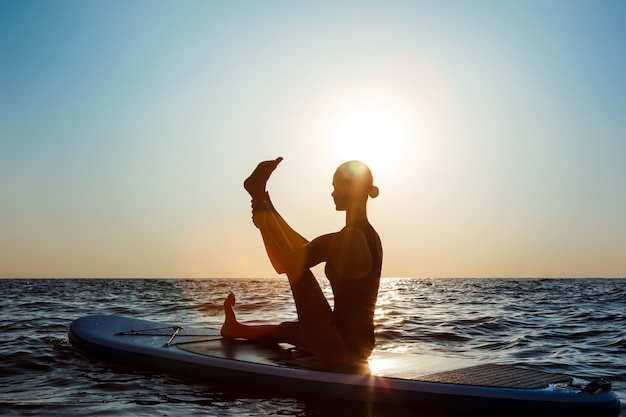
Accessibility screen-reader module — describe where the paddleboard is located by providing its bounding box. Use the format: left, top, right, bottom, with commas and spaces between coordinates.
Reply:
68, 315, 620, 416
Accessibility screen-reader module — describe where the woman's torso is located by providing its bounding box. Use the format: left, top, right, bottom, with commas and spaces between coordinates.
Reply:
325, 220, 382, 358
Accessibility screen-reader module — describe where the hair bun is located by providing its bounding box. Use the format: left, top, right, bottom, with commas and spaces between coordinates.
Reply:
369, 186, 380, 198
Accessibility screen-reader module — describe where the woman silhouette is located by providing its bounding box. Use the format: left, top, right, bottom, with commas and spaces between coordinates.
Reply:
221, 157, 382, 366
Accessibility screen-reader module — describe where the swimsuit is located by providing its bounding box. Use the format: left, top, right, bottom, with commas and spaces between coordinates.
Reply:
325, 220, 382, 358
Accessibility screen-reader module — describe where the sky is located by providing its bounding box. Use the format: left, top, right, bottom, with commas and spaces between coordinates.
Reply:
1, 0, 625, 278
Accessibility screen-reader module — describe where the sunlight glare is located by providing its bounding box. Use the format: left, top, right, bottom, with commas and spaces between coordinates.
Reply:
368, 358, 393, 375
328, 104, 410, 172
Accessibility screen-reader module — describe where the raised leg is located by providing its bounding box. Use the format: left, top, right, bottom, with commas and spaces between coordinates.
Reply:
244, 157, 283, 200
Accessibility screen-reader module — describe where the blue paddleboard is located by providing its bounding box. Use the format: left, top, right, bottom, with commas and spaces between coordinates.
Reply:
68, 315, 620, 416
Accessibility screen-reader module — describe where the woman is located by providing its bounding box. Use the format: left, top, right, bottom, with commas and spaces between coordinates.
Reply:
221, 157, 382, 366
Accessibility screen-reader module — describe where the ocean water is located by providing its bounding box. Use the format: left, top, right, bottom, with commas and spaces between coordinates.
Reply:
1, 278, 624, 416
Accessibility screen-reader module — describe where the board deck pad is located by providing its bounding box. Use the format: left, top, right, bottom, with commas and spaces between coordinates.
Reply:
420, 363, 573, 389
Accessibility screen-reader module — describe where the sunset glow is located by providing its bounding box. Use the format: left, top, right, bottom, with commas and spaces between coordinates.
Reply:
328, 104, 410, 172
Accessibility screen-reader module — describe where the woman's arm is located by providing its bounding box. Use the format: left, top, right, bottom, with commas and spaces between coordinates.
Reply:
309, 227, 373, 279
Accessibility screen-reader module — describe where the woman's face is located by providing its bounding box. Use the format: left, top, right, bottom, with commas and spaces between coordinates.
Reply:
332, 173, 349, 211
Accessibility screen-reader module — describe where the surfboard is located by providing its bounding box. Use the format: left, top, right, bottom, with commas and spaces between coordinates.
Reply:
68, 315, 620, 416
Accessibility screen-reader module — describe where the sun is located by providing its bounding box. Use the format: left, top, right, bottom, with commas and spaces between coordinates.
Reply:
327, 103, 410, 172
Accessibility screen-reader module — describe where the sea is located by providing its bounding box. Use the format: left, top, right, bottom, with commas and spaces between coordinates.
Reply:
1, 278, 624, 416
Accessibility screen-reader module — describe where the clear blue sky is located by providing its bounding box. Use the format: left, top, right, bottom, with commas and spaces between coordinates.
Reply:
1, 0, 625, 278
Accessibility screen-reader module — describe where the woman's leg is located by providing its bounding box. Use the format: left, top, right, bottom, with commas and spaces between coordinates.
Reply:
285, 268, 355, 365
244, 158, 307, 268
220, 293, 308, 347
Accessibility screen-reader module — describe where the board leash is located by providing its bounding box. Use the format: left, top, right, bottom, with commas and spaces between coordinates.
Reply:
115, 326, 223, 347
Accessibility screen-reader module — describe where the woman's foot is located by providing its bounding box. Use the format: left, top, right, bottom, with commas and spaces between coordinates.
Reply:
244, 157, 283, 200
220, 292, 240, 339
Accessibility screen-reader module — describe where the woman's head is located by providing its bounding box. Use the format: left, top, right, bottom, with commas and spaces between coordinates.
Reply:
332, 161, 379, 209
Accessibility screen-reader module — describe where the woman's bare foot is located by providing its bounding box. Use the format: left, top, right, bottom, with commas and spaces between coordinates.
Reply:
244, 157, 283, 200
220, 292, 240, 338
